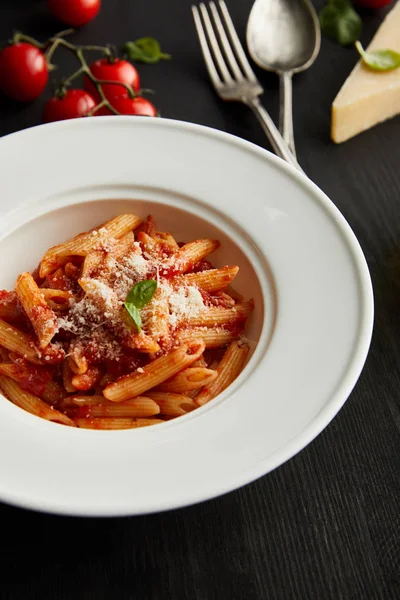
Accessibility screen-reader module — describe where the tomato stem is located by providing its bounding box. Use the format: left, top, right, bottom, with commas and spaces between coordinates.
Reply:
12, 32, 45, 49
44, 35, 136, 114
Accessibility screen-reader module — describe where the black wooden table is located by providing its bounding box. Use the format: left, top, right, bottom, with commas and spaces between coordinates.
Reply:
1, 1, 399, 598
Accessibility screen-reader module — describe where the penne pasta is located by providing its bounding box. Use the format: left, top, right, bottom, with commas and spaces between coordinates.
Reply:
143, 286, 170, 347
0, 375, 75, 426
39, 213, 142, 277
15, 272, 58, 348
0, 214, 255, 429
0, 362, 64, 404
196, 341, 249, 406
186, 299, 254, 328
74, 417, 164, 429
161, 239, 220, 276
157, 367, 217, 393
0, 319, 40, 364
175, 327, 238, 348
73, 397, 160, 418
147, 392, 198, 417
103, 340, 205, 402
172, 266, 239, 292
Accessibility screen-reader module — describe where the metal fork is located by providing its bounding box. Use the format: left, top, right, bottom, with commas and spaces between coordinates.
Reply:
192, 0, 302, 172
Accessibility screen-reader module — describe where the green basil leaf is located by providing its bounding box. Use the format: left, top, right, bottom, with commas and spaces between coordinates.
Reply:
123, 37, 171, 64
124, 303, 142, 333
355, 41, 400, 72
319, 0, 362, 46
126, 279, 157, 308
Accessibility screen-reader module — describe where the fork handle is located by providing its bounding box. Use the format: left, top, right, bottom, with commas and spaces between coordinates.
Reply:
246, 98, 303, 173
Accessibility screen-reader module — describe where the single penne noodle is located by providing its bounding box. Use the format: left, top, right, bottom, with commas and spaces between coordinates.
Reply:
61, 395, 108, 408
15, 272, 58, 348
146, 392, 198, 417
196, 341, 249, 406
187, 299, 254, 328
81, 397, 160, 418
39, 214, 142, 277
143, 286, 170, 346
74, 417, 164, 430
173, 266, 239, 292
0, 319, 40, 363
175, 327, 238, 348
41, 288, 74, 311
72, 366, 103, 391
103, 340, 206, 402
0, 375, 76, 426
157, 367, 217, 393
161, 239, 220, 276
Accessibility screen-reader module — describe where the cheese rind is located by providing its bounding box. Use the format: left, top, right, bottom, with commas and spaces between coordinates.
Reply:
331, 1, 400, 143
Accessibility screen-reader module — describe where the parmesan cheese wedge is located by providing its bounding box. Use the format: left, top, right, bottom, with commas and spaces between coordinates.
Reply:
331, 1, 400, 143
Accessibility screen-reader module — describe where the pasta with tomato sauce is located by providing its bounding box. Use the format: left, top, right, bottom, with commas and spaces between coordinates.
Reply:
0, 213, 253, 429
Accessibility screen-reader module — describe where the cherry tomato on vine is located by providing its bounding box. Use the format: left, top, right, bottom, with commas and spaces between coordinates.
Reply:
84, 58, 140, 101
96, 94, 157, 117
43, 89, 97, 122
47, 0, 101, 27
354, 0, 393, 7
0, 43, 48, 102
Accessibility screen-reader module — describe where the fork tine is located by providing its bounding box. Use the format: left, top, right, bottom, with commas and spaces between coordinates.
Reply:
218, 0, 258, 83
199, 3, 234, 84
192, 5, 222, 88
209, 2, 244, 80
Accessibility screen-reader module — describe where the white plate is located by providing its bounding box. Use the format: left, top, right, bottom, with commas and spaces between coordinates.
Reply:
0, 117, 373, 516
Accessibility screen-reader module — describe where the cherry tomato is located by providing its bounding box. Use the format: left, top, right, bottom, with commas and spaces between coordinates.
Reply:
0, 43, 48, 102
96, 94, 157, 117
43, 89, 97, 123
84, 58, 140, 101
47, 0, 101, 27
354, 0, 392, 7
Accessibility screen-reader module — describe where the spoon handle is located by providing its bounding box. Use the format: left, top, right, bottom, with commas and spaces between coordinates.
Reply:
246, 98, 303, 173
279, 72, 296, 158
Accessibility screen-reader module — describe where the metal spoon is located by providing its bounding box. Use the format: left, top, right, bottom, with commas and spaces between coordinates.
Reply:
246, 0, 320, 158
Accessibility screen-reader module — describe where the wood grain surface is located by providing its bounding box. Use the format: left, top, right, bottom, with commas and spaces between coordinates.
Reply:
0, 1, 399, 599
